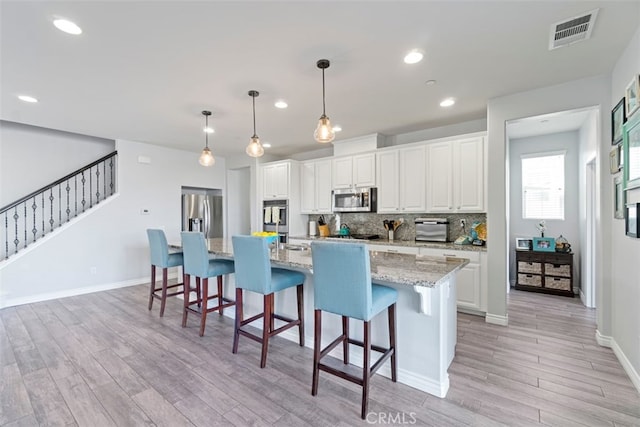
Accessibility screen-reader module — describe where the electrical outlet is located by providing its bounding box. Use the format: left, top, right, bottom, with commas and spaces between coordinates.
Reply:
460, 219, 466, 228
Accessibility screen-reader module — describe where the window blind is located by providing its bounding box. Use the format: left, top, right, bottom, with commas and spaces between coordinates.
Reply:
522, 153, 565, 220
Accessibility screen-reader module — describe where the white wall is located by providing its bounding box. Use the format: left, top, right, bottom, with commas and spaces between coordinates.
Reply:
508, 131, 581, 289
610, 26, 640, 388
487, 74, 611, 327
386, 118, 487, 146
227, 167, 251, 236
0, 121, 115, 206
0, 138, 227, 307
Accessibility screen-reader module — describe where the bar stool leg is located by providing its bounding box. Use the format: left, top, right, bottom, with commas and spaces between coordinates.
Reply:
269, 293, 275, 332
361, 320, 371, 419
260, 294, 272, 368
182, 274, 190, 327
160, 267, 169, 317
199, 277, 208, 337
311, 309, 322, 396
217, 275, 224, 316
342, 316, 349, 364
389, 303, 397, 382
148, 265, 156, 310
297, 284, 304, 346
232, 288, 243, 354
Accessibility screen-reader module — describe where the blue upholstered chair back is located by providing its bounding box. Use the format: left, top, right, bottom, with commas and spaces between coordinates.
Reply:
310, 241, 372, 320
147, 229, 170, 267
181, 232, 210, 277
232, 235, 272, 294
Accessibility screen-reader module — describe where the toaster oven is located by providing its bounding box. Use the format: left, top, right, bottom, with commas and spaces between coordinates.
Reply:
415, 218, 449, 242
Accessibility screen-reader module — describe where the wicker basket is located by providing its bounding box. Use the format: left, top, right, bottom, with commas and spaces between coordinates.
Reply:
518, 273, 542, 287
518, 261, 542, 274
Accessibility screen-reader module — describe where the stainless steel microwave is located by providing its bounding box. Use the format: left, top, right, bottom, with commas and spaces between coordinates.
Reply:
332, 187, 377, 213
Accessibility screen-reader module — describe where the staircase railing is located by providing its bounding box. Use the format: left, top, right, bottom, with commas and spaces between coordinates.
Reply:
1, 151, 118, 260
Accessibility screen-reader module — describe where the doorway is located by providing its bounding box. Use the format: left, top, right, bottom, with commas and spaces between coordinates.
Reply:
505, 106, 599, 309
227, 167, 251, 237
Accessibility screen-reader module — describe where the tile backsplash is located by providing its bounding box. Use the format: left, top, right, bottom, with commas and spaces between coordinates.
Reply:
308, 212, 487, 242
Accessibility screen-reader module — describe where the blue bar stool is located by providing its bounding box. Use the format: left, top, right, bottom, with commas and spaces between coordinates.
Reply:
310, 241, 398, 419
231, 235, 305, 368
146, 229, 185, 317
181, 232, 235, 336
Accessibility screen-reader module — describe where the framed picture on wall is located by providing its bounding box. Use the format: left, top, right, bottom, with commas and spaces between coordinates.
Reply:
614, 175, 624, 219
625, 74, 639, 119
625, 202, 639, 238
610, 144, 622, 174
612, 98, 626, 145
623, 111, 640, 190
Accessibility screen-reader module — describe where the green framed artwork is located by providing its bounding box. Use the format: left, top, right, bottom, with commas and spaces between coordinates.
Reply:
623, 111, 640, 191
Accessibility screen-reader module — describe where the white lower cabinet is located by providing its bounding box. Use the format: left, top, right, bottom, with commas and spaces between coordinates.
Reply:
418, 247, 487, 313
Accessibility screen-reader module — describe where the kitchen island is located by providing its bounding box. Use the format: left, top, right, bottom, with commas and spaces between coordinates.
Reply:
198, 238, 468, 398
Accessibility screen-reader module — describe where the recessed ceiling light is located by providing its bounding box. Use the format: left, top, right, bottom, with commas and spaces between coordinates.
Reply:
274, 100, 288, 109
439, 98, 455, 107
425, 79, 437, 86
263, 143, 272, 148
403, 49, 424, 64
332, 125, 342, 132
203, 126, 214, 134
18, 95, 38, 103
53, 18, 82, 35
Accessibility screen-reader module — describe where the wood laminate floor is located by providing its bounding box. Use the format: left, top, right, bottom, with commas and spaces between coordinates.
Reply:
1, 285, 638, 426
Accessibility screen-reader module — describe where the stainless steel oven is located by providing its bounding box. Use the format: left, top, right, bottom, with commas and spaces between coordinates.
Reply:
263, 199, 288, 242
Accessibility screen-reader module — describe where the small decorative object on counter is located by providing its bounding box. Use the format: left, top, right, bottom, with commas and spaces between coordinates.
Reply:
317, 215, 330, 237
383, 218, 404, 241
555, 235, 571, 253
339, 223, 350, 236
536, 220, 546, 237
252, 231, 279, 246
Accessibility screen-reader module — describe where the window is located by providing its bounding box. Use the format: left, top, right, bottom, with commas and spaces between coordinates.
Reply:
521, 152, 565, 220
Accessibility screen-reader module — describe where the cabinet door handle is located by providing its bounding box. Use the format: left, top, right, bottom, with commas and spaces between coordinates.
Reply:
387, 249, 398, 253
443, 253, 457, 257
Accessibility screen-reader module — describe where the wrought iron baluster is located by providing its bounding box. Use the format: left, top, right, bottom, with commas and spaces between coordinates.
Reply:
103, 161, 106, 202
58, 184, 62, 227
95, 164, 100, 204
81, 171, 86, 212
89, 167, 93, 207
5, 212, 8, 259
13, 207, 19, 255
74, 175, 78, 217
32, 197, 37, 243
23, 203, 27, 248
41, 193, 45, 237
49, 189, 54, 232
110, 157, 114, 195
66, 180, 71, 222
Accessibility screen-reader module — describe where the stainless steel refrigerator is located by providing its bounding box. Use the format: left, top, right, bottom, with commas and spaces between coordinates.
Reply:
181, 191, 223, 238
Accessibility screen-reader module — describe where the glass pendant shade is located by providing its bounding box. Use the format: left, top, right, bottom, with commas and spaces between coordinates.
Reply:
246, 90, 264, 158
314, 114, 335, 143
314, 59, 335, 144
199, 110, 215, 167
246, 135, 264, 157
199, 147, 215, 166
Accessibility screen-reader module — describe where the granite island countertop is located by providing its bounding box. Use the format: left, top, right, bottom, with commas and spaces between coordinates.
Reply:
197, 238, 468, 288
288, 235, 487, 252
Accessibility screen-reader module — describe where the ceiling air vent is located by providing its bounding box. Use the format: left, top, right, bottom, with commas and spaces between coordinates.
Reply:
549, 8, 599, 50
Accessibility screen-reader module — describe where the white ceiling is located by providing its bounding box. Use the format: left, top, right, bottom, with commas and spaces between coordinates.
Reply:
1, 1, 639, 159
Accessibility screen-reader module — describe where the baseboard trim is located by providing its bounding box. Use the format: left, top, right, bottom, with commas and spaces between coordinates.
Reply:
485, 313, 508, 326
0, 275, 146, 309
595, 330, 612, 347
611, 338, 640, 393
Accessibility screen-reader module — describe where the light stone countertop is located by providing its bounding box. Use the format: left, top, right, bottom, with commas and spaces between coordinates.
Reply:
197, 238, 468, 288
289, 235, 487, 252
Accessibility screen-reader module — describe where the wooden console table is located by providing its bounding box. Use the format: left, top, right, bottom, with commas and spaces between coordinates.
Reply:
515, 251, 573, 297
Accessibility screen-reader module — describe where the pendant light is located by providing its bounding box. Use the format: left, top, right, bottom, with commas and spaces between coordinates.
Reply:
198, 110, 215, 166
246, 90, 264, 157
314, 59, 335, 143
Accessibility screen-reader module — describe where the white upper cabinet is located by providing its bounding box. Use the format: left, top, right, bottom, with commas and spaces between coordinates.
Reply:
426, 136, 484, 213
332, 153, 376, 189
376, 145, 426, 213
301, 159, 332, 214
262, 162, 290, 199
